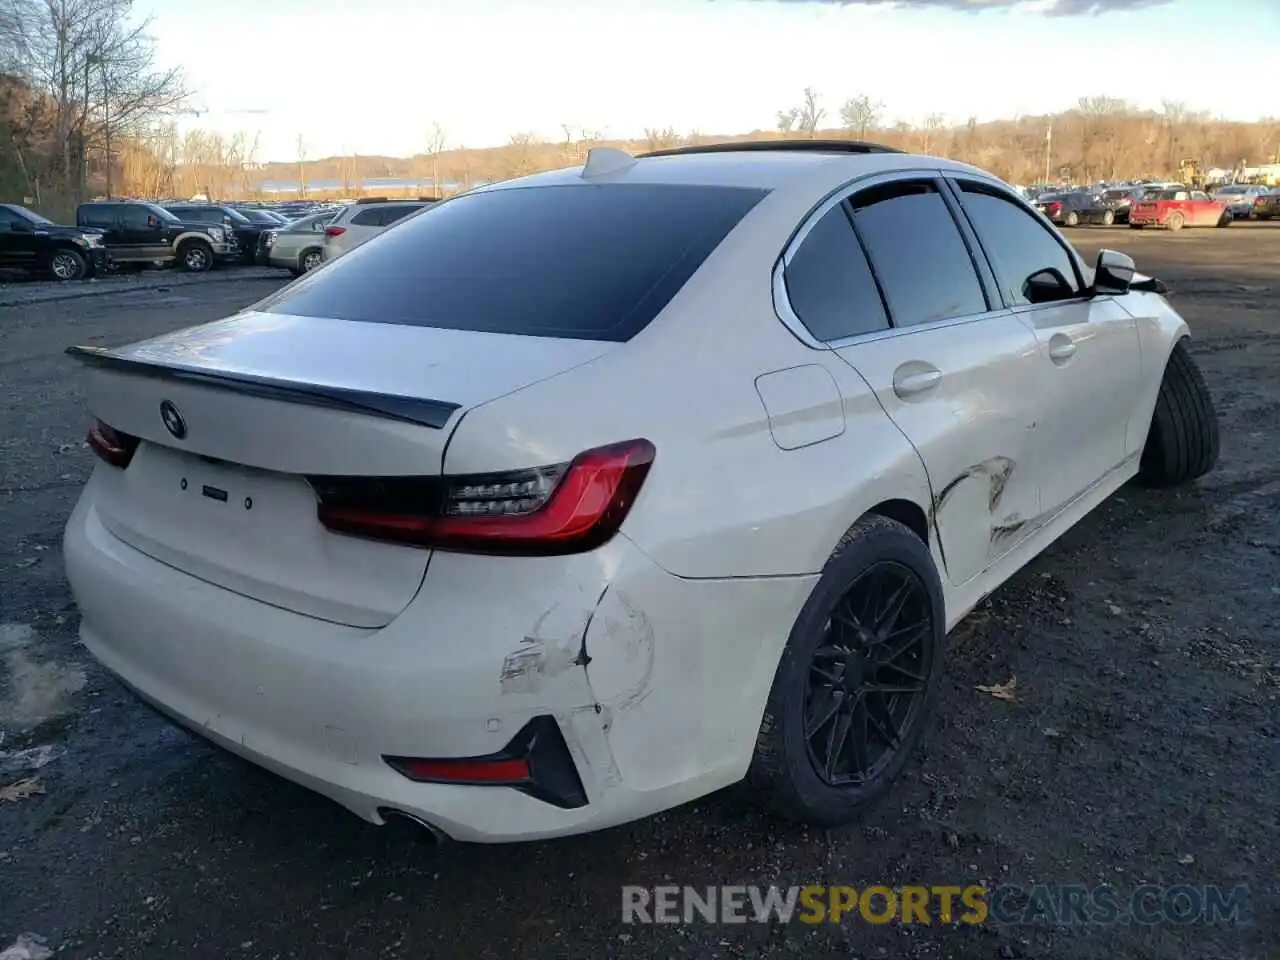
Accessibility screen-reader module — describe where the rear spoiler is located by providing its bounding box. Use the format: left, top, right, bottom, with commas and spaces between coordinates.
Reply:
65, 345, 460, 429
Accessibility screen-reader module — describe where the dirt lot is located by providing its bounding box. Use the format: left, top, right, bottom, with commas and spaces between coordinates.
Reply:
1, 227, 1276, 959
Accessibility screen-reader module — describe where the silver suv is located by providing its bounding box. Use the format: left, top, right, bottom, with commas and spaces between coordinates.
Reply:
321, 198, 439, 262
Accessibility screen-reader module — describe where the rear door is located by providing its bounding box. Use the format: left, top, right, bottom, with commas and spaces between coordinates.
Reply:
824, 174, 1044, 585
948, 177, 1142, 517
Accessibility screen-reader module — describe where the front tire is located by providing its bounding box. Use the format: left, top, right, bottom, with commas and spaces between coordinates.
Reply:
1138, 339, 1220, 488
747, 515, 945, 827
48, 248, 87, 281
1101, 209, 1115, 226
178, 240, 214, 272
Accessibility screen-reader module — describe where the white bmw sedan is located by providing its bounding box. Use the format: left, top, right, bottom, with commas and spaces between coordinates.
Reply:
63, 141, 1218, 843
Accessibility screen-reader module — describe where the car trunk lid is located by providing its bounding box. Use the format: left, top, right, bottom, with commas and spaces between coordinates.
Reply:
70, 311, 615, 627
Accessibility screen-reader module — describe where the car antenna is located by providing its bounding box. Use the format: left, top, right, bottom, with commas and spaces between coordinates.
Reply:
581, 146, 636, 179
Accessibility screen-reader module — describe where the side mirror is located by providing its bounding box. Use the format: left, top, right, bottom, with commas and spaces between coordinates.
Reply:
1023, 267, 1075, 305
1093, 249, 1135, 296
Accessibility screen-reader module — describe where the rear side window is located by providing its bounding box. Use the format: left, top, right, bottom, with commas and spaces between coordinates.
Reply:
784, 205, 888, 342
259, 183, 768, 340
377, 205, 420, 225
849, 180, 987, 327
350, 208, 383, 226
954, 181, 1081, 307
79, 205, 115, 229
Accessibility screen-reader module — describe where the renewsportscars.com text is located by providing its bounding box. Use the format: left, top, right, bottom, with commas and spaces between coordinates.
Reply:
621, 884, 1251, 926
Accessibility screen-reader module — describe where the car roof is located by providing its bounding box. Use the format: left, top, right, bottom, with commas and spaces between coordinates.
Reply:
471, 147, 1006, 196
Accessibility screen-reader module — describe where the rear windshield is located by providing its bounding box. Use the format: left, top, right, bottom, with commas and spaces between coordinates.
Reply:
257, 183, 768, 341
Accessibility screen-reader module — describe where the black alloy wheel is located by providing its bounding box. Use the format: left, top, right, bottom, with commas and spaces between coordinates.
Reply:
804, 561, 934, 786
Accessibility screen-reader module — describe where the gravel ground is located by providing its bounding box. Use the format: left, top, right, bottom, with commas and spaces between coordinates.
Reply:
0, 264, 284, 307
0, 227, 1276, 959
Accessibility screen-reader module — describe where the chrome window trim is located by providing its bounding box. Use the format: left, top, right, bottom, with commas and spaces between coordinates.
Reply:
771, 166, 1008, 351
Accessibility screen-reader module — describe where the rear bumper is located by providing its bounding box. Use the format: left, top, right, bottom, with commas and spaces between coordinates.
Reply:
64, 478, 815, 842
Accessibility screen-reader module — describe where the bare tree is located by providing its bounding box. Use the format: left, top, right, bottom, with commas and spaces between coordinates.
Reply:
643, 126, 680, 151
1, 0, 187, 199
840, 94, 883, 139
777, 87, 824, 137
424, 120, 445, 194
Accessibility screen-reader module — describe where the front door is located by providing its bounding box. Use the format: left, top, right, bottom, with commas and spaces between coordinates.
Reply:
823, 176, 1044, 586
947, 177, 1143, 517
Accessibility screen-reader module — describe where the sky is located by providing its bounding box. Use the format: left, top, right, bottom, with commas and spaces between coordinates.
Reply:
136, 0, 1280, 163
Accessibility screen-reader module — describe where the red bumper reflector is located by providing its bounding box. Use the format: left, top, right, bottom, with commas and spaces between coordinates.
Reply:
389, 757, 531, 784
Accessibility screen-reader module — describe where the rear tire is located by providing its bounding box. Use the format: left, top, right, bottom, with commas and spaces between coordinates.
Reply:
299, 248, 323, 273
1138, 339, 1219, 488
1217, 211, 1232, 227
178, 240, 214, 272
746, 515, 945, 827
1167, 213, 1185, 232
48, 248, 87, 281
1064, 211, 1080, 227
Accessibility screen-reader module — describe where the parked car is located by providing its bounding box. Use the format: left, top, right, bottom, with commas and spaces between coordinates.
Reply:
1252, 188, 1280, 220
75, 201, 234, 271
1095, 187, 1152, 225
0, 202, 110, 280
1128, 189, 1230, 230
1033, 191, 1112, 226
265, 208, 339, 275
165, 204, 273, 265
62, 140, 1218, 842
1211, 184, 1271, 219
321, 198, 439, 262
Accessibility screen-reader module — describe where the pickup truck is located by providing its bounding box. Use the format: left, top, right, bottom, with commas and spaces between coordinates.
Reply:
75, 201, 235, 271
0, 203, 110, 280
1128, 190, 1230, 231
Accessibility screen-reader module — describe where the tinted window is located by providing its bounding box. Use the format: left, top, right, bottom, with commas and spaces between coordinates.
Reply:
0, 207, 24, 228
79, 205, 115, 229
849, 181, 986, 326
237, 209, 277, 223
143, 203, 180, 223
784, 205, 888, 341
378, 205, 421, 226
118, 205, 154, 230
349, 208, 383, 226
171, 207, 215, 223
955, 182, 1081, 308
259, 183, 767, 341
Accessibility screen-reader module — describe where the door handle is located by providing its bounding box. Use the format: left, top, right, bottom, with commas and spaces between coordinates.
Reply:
893, 367, 941, 398
1049, 337, 1076, 362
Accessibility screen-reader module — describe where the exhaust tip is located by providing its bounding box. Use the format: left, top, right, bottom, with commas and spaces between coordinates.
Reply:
378, 807, 451, 845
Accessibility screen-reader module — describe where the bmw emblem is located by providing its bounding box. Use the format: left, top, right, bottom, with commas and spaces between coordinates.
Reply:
160, 400, 187, 439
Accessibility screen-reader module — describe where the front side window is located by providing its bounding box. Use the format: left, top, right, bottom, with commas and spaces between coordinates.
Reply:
258, 183, 767, 341
118, 206, 154, 230
954, 180, 1081, 307
849, 180, 987, 327
784, 204, 888, 342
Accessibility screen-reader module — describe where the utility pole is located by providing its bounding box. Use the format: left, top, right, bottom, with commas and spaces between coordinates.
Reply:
1044, 125, 1052, 186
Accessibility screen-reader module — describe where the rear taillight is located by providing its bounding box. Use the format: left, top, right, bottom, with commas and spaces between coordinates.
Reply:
308, 438, 655, 556
86, 419, 140, 468
1255, 196, 1267, 206
324, 226, 345, 238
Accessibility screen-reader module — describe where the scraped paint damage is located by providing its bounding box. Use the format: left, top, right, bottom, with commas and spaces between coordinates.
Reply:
497, 582, 657, 794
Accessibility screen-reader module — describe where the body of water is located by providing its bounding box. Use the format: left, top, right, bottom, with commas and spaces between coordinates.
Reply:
255, 177, 483, 194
